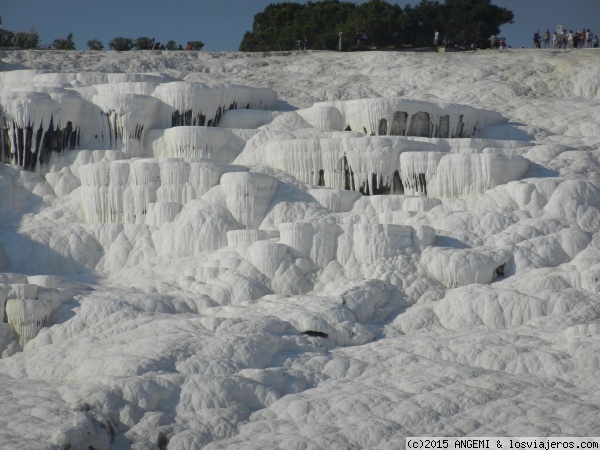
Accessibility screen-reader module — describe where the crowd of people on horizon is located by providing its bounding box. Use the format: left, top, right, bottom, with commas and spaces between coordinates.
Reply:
434, 30, 505, 51
297, 38, 309, 50
488, 35, 508, 50
533, 28, 598, 49
432, 26, 599, 53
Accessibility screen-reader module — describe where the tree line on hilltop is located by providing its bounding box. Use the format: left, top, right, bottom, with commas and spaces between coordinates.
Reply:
0, 16, 204, 51
0, 0, 513, 52
240, 0, 514, 51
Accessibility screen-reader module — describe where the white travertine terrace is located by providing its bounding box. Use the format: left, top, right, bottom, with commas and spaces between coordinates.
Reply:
317, 97, 506, 136
0, 71, 278, 169
2, 48, 599, 448
5, 298, 53, 348
79, 159, 248, 224
146, 126, 245, 162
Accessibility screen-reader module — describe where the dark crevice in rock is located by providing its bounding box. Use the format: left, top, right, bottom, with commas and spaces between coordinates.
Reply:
318, 169, 325, 187
390, 111, 408, 135
378, 118, 387, 136
302, 330, 328, 338
2, 119, 79, 171
407, 111, 432, 137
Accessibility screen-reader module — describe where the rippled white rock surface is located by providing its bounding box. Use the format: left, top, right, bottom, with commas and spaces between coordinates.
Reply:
1, 48, 600, 449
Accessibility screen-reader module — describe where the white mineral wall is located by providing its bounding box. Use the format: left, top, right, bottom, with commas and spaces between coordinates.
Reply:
399, 151, 445, 194
412, 224, 437, 247
0, 89, 85, 170
1, 72, 278, 170
146, 126, 246, 162
260, 136, 438, 191
581, 269, 600, 294
421, 246, 512, 287
145, 202, 182, 227
92, 93, 164, 157
128, 160, 160, 224
318, 98, 506, 137
1, 279, 79, 351
296, 105, 346, 130
352, 195, 441, 214
157, 160, 189, 204
352, 224, 413, 264
345, 142, 401, 194
408, 137, 532, 153
255, 134, 527, 198
218, 109, 276, 129
279, 222, 338, 268
233, 129, 301, 164
153, 82, 277, 127
227, 230, 274, 250
153, 199, 238, 258
91, 82, 160, 97
427, 153, 529, 198
248, 241, 288, 279
79, 162, 110, 223
0, 70, 172, 87
221, 172, 279, 229
5, 298, 53, 348
307, 188, 362, 212
79, 159, 248, 224
5, 283, 38, 300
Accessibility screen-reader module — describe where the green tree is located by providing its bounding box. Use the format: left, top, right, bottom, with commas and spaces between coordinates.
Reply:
188, 40, 204, 50
13, 28, 39, 49
109, 37, 133, 51
403, 0, 512, 48
239, 0, 513, 51
166, 40, 177, 50
0, 19, 40, 49
240, 0, 403, 51
0, 28, 15, 47
355, 0, 404, 48
404, 0, 444, 47
53, 32, 76, 50
134, 36, 154, 50
87, 39, 104, 51
442, 0, 513, 47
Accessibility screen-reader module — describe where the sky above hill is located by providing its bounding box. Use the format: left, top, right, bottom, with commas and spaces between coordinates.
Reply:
1, 42, 600, 447
2, 0, 600, 51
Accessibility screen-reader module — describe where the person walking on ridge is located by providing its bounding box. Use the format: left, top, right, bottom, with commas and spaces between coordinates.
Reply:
543, 29, 550, 48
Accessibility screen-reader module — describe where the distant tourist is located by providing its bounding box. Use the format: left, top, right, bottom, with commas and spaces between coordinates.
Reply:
567, 30, 574, 49
434, 30, 439, 46
355, 30, 368, 48
552, 32, 558, 48
533, 30, 541, 48
543, 29, 550, 48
